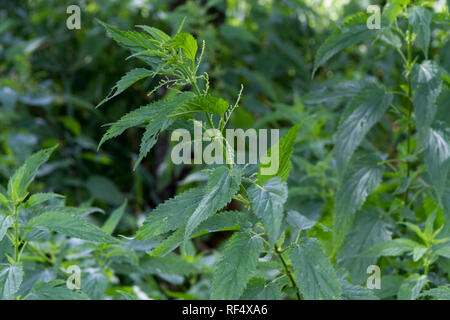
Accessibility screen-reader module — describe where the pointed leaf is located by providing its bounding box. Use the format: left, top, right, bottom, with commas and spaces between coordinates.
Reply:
248, 177, 288, 247
0, 262, 23, 300
211, 232, 263, 299
408, 7, 432, 58
334, 83, 392, 172
289, 238, 341, 300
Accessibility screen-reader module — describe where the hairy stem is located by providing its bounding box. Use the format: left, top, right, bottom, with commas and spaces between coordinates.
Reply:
275, 247, 301, 300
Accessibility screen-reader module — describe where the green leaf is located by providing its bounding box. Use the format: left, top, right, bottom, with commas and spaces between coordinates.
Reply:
366, 238, 421, 257
102, 199, 127, 235
412, 61, 443, 130
185, 166, 241, 243
0, 262, 23, 300
248, 177, 288, 247
338, 208, 392, 284
28, 211, 119, 244
7, 145, 57, 203
408, 7, 432, 59
135, 92, 195, 169
334, 83, 392, 172
136, 188, 204, 240
382, 0, 403, 25
241, 278, 284, 300
96, 68, 153, 108
340, 279, 379, 300
82, 268, 108, 300
142, 253, 201, 276
211, 232, 263, 300
420, 286, 450, 300
289, 238, 341, 300
423, 125, 450, 198
149, 211, 247, 256
0, 214, 13, 242
169, 95, 229, 118
397, 274, 427, 300
25, 193, 64, 208
334, 153, 384, 250
313, 23, 381, 76
257, 123, 301, 184
0, 191, 10, 210
169, 32, 198, 61
30, 280, 89, 300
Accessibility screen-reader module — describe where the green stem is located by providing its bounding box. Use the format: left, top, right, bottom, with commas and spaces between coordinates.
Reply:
13, 204, 20, 262
275, 247, 301, 300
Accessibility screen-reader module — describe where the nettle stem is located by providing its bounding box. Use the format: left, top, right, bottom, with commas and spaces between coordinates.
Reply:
275, 248, 301, 300
404, 23, 414, 205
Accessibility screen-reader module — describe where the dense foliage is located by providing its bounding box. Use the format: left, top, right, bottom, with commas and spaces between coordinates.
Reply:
0, 0, 449, 300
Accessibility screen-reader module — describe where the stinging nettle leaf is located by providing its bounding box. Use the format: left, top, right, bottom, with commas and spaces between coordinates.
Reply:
169, 95, 229, 118
289, 238, 341, 300
423, 124, 450, 198
0, 214, 13, 242
136, 188, 205, 241
211, 232, 263, 300
135, 92, 195, 169
28, 211, 119, 244
169, 32, 198, 62
338, 207, 392, 284
408, 7, 432, 59
96, 68, 153, 108
184, 166, 241, 243
333, 153, 384, 250
248, 177, 288, 247
0, 262, 23, 300
257, 123, 300, 184
7, 145, 57, 203
313, 23, 382, 76
334, 83, 392, 173
412, 61, 443, 130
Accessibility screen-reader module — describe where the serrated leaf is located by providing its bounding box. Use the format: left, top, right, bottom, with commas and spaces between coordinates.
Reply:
102, 199, 127, 235
211, 232, 263, 300
340, 279, 379, 300
136, 188, 204, 240
7, 145, 57, 203
149, 211, 247, 256
0, 214, 13, 242
169, 95, 229, 118
142, 253, 201, 277
334, 153, 384, 250
412, 61, 443, 130
169, 32, 198, 61
408, 7, 432, 59
241, 278, 284, 300
248, 177, 287, 247
96, 68, 153, 108
135, 92, 195, 169
25, 193, 64, 208
30, 280, 89, 300
423, 124, 450, 198
82, 268, 108, 300
289, 238, 341, 300
313, 24, 381, 76
257, 123, 300, 184
28, 211, 118, 244
338, 208, 392, 284
366, 238, 421, 257
397, 274, 427, 300
334, 83, 392, 172
420, 286, 450, 300
0, 262, 23, 300
185, 166, 241, 242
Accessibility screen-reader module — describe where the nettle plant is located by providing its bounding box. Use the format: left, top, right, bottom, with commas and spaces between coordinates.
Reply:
311, 0, 449, 299
93, 20, 368, 300
0, 146, 134, 300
